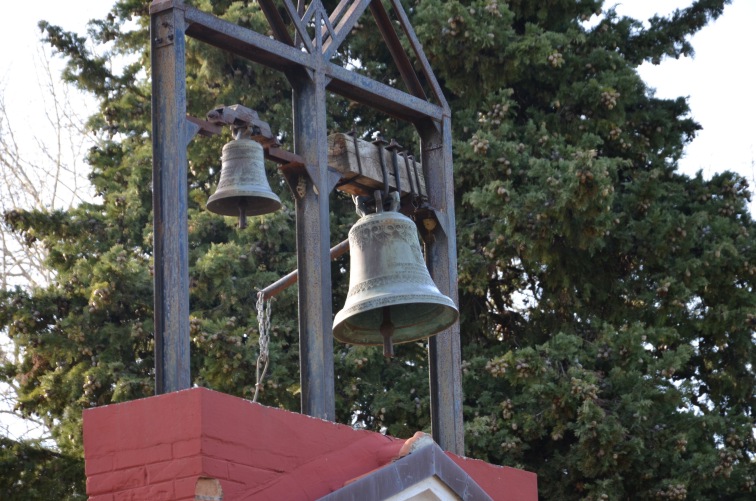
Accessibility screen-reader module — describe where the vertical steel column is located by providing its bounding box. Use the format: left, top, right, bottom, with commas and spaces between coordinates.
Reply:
150, 1, 191, 394
422, 115, 465, 455
290, 65, 336, 420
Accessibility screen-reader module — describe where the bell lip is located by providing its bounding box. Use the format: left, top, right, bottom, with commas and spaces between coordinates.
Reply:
332, 294, 459, 346
206, 191, 282, 217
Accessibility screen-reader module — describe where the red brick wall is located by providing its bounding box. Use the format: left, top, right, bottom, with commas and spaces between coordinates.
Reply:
83, 387, 537, 500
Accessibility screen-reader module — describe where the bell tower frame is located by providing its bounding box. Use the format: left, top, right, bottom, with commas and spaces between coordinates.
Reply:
150, 0, 464, 454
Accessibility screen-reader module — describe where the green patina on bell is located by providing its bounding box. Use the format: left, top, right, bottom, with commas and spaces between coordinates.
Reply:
333, 201, 458, 357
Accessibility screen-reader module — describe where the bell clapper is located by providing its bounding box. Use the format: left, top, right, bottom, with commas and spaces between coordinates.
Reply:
238, 202, 247, 229
380, 306, 395, 358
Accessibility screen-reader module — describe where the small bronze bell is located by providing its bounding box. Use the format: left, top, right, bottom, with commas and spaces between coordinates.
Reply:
333, 193, 458, 357
207, 134, 282, 228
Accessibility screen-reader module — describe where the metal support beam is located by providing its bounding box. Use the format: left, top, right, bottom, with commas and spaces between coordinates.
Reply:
260, 239, 349, 301
182, 4, 444, 124
422, 116, 464, 455
150, 1, 191, 394
291, 66, 336, 420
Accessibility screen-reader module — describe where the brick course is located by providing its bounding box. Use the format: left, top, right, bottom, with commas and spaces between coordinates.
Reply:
83, 387, 537, 500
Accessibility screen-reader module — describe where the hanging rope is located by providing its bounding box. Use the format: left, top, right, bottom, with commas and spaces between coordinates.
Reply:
253, 291, 272, 402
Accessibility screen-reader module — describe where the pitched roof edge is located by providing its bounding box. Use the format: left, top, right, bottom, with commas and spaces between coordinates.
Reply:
318, 441, 493, 501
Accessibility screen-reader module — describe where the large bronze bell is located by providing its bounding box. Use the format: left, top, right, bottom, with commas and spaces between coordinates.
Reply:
333, 195, 458, 357
207, 136, 282, 228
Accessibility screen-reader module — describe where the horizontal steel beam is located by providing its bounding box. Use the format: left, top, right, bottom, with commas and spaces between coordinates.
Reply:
185, 6, 312, 72
325, 64, 443, 123
183, 5, 443, 123
260, 238, 350, 300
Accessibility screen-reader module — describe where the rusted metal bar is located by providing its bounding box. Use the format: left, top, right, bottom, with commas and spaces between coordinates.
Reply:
386, 139, 403, 196
182, 4, 444, 124
285, 0, 312, 52
389, 0, 449, 112
184, 5, 312, 72
368, 0, 426, 100
257, 0, 295, 46
268, 147, 304, 167
325, 63, 442, 124
328, 0, 353, 26
318, 9, 338, 48
323, 0, 372, 59
260, 239, 350, 300
290, 66, 336, 421
423, 115, 464, 455
150, 1, 191, 394
185, 115, 222, 137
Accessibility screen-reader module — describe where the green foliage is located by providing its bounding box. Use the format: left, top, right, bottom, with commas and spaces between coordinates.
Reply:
0, 437, 85, 499
413, 0, 754, 498
1, 0, 754, 499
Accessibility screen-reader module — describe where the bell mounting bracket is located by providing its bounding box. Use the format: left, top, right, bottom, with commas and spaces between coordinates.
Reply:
205, 105, 278, 147
186, 104, 340, 196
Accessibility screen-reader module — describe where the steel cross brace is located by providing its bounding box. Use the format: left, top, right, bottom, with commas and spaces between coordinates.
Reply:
150, 0, 463, 454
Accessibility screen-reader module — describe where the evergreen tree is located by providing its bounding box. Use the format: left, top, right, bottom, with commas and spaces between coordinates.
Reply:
1, 1, 753, 499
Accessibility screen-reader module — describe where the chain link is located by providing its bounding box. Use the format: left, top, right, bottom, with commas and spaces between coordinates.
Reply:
253, 291, 272, 403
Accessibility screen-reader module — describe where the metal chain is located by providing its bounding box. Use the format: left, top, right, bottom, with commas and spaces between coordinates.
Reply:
253, 291, 272, 403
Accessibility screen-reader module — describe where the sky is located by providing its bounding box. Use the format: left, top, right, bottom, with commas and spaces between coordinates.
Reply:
0, 2, 112, 113
0, 0, 754, 439
616, 0, 755, 213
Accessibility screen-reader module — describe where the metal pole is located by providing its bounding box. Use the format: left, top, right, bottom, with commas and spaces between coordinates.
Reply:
260, 239, 349, 300
422, 116, 464, 455
150, 0, 191, 394
290, 60, 336, 420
